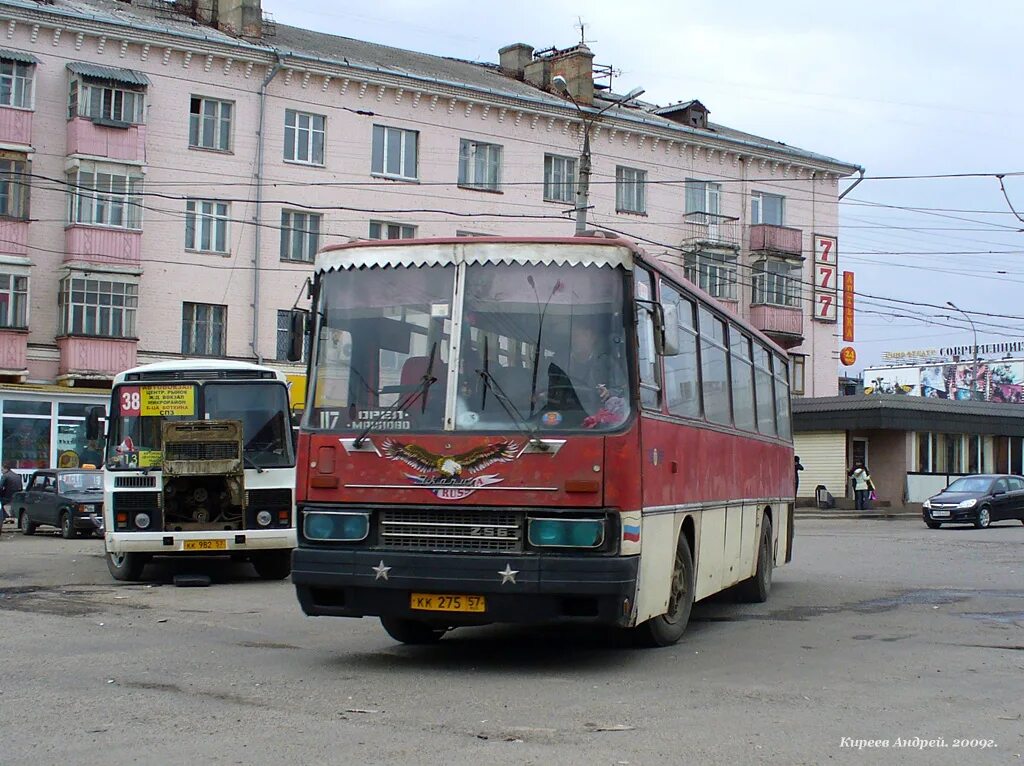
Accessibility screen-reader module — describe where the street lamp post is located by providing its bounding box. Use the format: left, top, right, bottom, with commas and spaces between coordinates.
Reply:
947, 301, 980, 400
552, 76, 645, 234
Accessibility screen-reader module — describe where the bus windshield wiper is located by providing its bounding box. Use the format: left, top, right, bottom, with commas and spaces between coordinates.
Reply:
243, 454, 266, 474
353, 342, 438, 448
475, 369, 548, 451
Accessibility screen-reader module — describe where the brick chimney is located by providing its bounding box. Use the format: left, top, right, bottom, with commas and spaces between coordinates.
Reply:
499, 43, 533, 80
550, 44, 595, 105
180, 0, 263, 39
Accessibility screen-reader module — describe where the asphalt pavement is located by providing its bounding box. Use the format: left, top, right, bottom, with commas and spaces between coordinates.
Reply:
2, 517, 1022, 765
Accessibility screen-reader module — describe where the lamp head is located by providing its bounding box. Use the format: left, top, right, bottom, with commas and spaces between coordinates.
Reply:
552, 75, 568, 93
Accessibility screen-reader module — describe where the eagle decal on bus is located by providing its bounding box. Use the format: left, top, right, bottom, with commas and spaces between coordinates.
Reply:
380, 440, 520, 500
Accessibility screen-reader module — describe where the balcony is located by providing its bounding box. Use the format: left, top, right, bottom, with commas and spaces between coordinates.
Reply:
67, 117, 146, 162
65, 225, 142, 267
0, 107, 32, 146
680, 212, 741, 251
0, 219, 29, 256
57, 336, 137, 382
750, 304, 804, 349
0, 328, 28, 378
749, 224, 803, 257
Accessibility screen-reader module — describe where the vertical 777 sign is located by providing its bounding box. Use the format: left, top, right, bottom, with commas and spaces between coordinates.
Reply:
812, 234, 838, 322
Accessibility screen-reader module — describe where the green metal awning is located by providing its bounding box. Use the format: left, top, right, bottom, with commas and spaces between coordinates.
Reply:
66, 61, 149, 86
0, 48, 38, 64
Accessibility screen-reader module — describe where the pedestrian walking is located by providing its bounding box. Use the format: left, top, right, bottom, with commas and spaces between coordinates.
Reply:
794, 455, 805, 495
1, 461, 24, 531
848, 461, 874, 510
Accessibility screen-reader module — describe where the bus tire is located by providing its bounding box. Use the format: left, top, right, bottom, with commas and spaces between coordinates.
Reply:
106, 552, 149, 581
380, 617, 447, 645
634, 535, 695, 647
252, 550, 292, 580
736, 516, 773, 603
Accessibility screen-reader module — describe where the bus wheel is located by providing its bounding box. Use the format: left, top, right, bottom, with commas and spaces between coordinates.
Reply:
106, 552, 149, 582
635, 536, 695, 647
252, 551, 292, 580
737, 516, 773, 603
380, 617, 447, 645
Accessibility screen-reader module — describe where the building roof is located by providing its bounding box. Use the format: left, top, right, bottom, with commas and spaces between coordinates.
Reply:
793, 395, 1024, 437
3, 0, 860, 173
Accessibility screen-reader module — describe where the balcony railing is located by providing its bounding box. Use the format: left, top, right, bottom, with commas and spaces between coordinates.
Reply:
57, 336, 137, 379
680, 212, 741, 250
0, 219, 29, 256
749, 224, 803, 256
749, 304, 804, 347
0, 328, 28, 375
67, 117, 146, 162
65, 225, 142, 266
0, 107, 32, 146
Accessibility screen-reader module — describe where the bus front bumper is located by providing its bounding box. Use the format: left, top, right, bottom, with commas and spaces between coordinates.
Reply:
292, 548, 640, 627
105, 529, 296, 555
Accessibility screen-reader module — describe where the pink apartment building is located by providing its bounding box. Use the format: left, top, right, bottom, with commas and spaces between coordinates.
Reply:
0, 0, 859, 469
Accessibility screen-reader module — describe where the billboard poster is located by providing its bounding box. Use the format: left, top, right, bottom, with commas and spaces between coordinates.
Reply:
863, 360, 1024, 402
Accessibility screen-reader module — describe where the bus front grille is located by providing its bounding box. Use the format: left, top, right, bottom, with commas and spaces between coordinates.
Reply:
164, 442, 239, 461
379, 510, 522, 553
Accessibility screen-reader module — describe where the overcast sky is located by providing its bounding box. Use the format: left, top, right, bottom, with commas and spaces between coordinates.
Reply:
263, 0, 1024, 373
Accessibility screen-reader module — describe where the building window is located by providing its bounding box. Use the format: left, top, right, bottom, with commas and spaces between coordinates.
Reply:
276, 310, 311, 361
751, 191, 785, 225
189, 96, 233, 151
68, 77, 145, 124
66, 161, 143, 229
544, 154, 576, 203
58, 277, 137, 338
458, 139, 502, 191
284, 109, 325, 165
0, 273, 27, 328
185, 199, 230, 253
791, 354, 806, 395
684, 251, 737, 300
371, 124, 418, 179
752, 259, 800, 307
616, 166, 646, 214
182, 302, 226, 356
685, 179, 721, 223
369, 221, 416, 240
0, 58, 33, 109
0, 158, 30, 219
280, 210, 321, 262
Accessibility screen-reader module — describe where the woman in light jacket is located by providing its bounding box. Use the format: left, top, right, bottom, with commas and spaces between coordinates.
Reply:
849, 461, 874, 510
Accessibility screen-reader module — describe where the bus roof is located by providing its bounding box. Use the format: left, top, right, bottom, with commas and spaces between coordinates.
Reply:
113, 359, 288, 385
315, 234, 791, 359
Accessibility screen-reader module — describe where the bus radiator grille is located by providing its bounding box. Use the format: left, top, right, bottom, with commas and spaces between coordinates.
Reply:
378, 510, 522, 553
164, 442, 239, 461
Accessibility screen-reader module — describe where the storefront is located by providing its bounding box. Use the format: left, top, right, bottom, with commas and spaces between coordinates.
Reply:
0, 384, 108, 473
793, 395, 1024, 508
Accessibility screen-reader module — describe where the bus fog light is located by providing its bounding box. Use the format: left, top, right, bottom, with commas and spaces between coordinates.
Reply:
528, 518, 604, 548
304, 511, 369, 541
134, 513, 151, 530
256, 510, 273, 527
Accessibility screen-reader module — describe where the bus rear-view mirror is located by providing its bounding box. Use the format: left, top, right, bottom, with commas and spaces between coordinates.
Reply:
287, 310, 307, 362
85, 406, 105, 441
661, 302, 681, 356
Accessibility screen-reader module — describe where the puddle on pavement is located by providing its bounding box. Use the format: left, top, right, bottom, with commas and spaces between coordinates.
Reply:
0, 584, 143, 617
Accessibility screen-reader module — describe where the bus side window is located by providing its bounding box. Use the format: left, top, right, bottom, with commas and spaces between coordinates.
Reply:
660, 282, 700, 419
634, 268, 661, 410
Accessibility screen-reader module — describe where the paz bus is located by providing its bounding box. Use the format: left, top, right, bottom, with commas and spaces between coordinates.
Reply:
91, 360, 297, 582
287, 235, 794, 645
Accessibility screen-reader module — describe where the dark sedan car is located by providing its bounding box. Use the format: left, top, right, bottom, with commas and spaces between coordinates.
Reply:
922, 474, 1024, 529
11, 469, 104, 538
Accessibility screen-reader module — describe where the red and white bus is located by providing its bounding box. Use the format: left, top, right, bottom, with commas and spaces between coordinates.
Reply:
288, 235, 794, 645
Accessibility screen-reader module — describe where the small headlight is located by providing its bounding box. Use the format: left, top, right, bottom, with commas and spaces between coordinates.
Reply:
134, 512, 151, 529
256, 510, 273, 527
958, 498, 978, 509
528, 518, 604, 548
923, 500, 931, 509
303, 511, 369, 541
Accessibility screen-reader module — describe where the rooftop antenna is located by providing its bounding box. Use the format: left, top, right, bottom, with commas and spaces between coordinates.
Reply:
575, 17, 595, 47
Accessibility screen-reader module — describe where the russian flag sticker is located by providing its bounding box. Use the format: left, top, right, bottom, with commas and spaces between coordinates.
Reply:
623, 524, 641, 543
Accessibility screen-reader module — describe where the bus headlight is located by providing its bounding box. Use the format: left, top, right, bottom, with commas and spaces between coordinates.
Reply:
303, 511, 369, 542
134, 513, 151, 530
256, 510, 273, 527
528, 518, 605, 548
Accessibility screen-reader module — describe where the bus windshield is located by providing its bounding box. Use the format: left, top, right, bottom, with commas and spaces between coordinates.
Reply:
306, 261, 631, 433
204, 383, 293, 468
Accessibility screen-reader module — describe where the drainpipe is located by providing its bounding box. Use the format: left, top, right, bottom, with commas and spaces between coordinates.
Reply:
838, 166, 866, 200
252, 54, 283, 363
